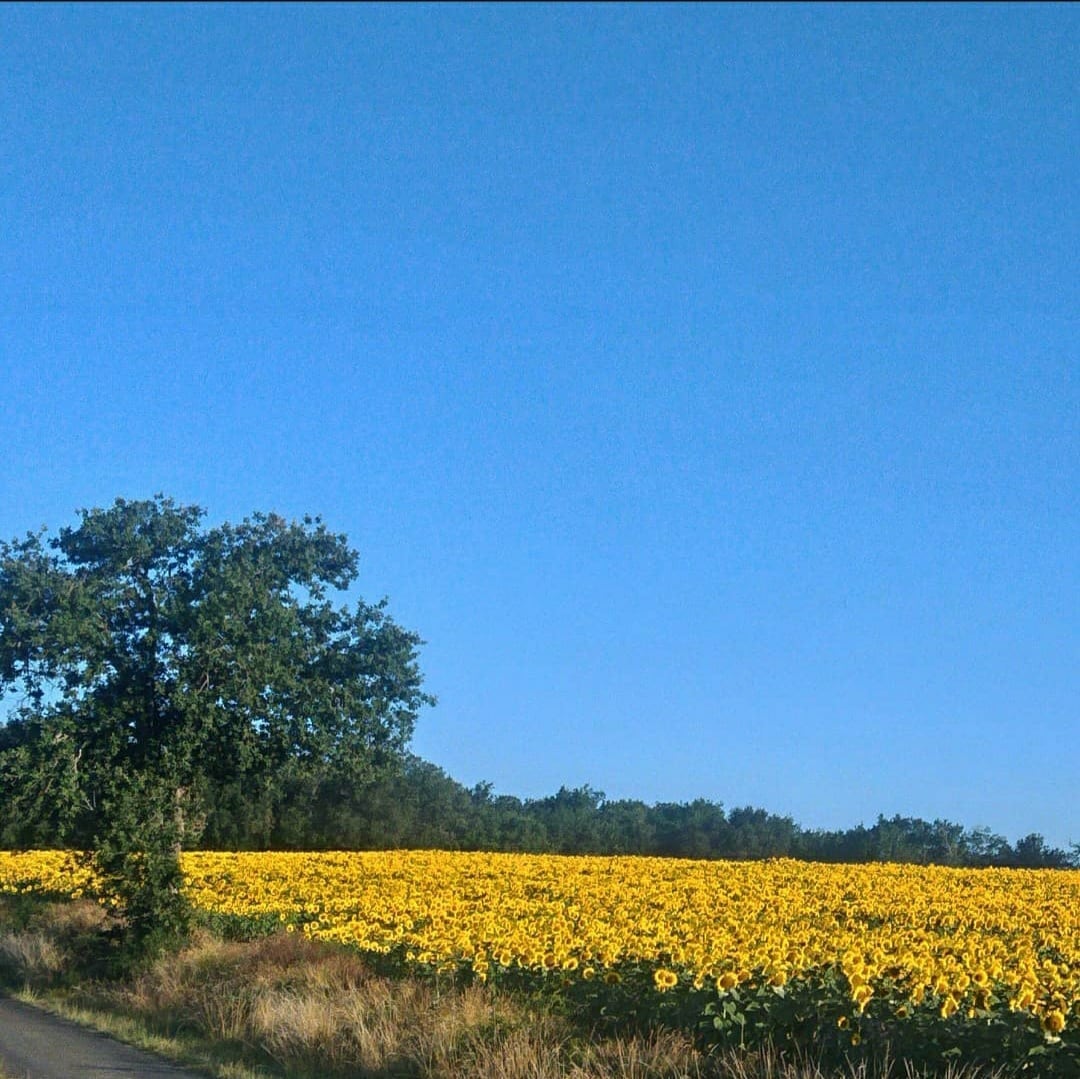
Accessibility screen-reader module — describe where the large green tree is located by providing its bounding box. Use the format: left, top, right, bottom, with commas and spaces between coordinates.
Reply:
0, 496, 432, 953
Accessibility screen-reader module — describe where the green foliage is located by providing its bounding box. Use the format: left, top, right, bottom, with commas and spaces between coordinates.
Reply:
690, 965, 1079, 1076
89, 771, 193, 967
196, 910, 286, 942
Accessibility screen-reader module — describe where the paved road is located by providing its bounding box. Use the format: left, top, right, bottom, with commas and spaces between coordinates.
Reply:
0, 996, 206, 1078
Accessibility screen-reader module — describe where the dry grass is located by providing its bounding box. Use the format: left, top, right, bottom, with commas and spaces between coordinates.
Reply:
75, 932, 1004, 1079
0, 928, 66, 982
0, 897, 110, 987
102, 931, 567, 1076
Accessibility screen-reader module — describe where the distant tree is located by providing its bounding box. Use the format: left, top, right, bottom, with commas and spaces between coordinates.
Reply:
650, 800, 728, 858
963, 826, 1011, 866
530, 786, 606, 853
0, 496, 432, 957
1010, 833, 1072, 869
597, 798, 656, 855
928, 819, 967, 865
484, 793, 551, 852
725, 806, 797, 859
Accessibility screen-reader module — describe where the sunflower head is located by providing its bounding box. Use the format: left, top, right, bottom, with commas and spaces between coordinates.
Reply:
1042, 1010, 1066, 1035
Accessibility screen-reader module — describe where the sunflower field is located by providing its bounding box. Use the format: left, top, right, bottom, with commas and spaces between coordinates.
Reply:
2, 849, 1078, 1072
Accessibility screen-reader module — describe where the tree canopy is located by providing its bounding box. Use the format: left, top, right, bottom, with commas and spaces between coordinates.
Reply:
0, 496, 432, 849
0, 496, 432, 955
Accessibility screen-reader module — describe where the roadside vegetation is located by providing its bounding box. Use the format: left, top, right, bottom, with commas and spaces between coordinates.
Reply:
1, 894, 1018, 1079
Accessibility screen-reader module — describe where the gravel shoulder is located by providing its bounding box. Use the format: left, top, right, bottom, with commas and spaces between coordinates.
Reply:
0, 995, 206, 1079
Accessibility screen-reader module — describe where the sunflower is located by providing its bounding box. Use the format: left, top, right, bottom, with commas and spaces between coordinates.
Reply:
1042, 1010, 1066, 1035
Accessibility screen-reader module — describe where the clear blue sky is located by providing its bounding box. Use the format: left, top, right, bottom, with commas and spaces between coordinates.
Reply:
2, 4, 1076, 848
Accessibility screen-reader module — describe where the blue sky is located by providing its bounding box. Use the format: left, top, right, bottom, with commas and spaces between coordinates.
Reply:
2, 4, 1076, 848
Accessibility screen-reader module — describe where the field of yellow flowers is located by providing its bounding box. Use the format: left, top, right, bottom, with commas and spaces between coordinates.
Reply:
2, 850, 1077, 1066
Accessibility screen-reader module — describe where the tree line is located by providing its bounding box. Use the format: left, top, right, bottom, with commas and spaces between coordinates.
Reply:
201, 756, 1078, 869
4, 749, 1072, 870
